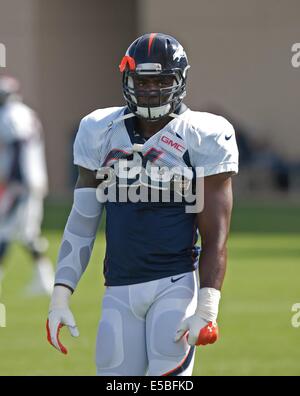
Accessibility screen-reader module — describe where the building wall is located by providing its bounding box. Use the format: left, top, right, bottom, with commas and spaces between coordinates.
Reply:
137, 0, 300, 160
37, 0, 137, 197
0, 0, 137, 197
0, 0, 40, 109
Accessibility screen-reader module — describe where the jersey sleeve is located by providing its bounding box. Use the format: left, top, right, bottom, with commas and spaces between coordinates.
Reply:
73, 107, 123, 171
73, 116, 101, 171
187, 116, 239, 177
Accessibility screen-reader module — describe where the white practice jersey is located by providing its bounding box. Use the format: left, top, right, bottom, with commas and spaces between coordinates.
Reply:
73, 105, 239, 287
74, 106, 238, 176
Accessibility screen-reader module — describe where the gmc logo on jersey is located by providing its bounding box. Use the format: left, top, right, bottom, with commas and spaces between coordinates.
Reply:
161, 135, 185, 153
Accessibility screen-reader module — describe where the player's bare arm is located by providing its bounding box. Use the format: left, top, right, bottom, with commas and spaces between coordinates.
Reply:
174, 172, 234, 347
75, 166, 99, 189
197, 172, 233, 291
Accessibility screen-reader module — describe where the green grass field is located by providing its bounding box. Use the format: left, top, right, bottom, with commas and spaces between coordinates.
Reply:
0, 203, 300, 376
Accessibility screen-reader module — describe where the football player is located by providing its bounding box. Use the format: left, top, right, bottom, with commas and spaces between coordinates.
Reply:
0, 75, 54, 295
47, 33, 239, 375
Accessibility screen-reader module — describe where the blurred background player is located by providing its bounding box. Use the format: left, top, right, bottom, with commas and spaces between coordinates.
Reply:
0, 75, 54, 295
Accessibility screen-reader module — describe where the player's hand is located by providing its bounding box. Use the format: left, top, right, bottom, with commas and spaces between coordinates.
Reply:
174, 315, 219, 346
174, 287, 221, 346
46, 285, 79, 355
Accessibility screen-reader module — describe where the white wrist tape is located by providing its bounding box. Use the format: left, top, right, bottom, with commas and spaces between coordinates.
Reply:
54, 188, 103, 291
195, 287, 221, 323
50, 285, 72, 310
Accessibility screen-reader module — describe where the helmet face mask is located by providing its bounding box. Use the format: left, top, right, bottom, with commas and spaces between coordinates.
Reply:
119, 33, 190, 121
123, 71, 186, 120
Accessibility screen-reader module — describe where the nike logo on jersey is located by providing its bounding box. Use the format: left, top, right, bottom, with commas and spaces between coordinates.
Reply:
225, 134, 233, 140
171, 275, 186, 283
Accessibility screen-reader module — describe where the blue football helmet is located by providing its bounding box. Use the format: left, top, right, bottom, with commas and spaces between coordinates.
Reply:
119, 33, 190, 121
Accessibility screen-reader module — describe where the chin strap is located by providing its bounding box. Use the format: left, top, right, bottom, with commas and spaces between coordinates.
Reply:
106, 107, 180, 131
108, 111, 136, 126
136, 104, 172, 120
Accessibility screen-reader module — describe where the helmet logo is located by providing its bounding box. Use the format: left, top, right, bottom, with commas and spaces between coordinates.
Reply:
173, 44, 186, 62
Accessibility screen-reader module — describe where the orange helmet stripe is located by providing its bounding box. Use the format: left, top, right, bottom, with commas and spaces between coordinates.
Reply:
148, 33, 157, 56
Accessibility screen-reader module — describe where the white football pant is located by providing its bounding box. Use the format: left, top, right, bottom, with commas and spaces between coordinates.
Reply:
96, 271, 197, 376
